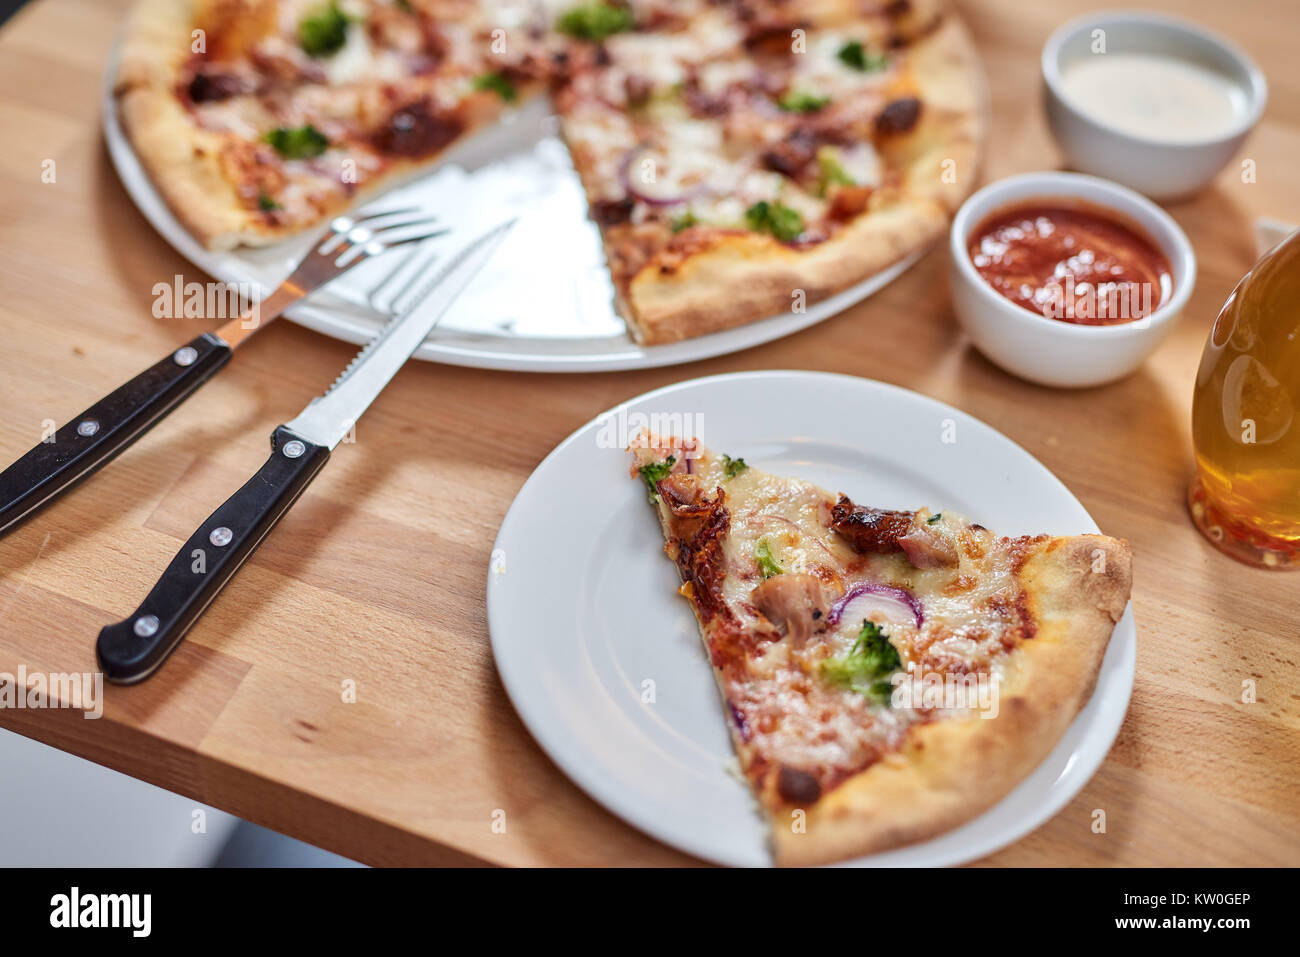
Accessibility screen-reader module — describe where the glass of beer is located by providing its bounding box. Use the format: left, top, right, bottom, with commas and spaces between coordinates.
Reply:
1189, 230, 1300, 569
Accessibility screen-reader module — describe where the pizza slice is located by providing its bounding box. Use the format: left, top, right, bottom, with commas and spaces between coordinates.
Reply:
555, 0, 984, 343
630, 435, 1132, 866
114, 0, 553, 249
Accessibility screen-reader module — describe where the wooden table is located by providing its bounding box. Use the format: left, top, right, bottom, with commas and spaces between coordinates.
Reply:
0, 0, 1296, 867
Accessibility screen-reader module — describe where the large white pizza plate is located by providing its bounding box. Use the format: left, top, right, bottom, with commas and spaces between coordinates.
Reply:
102, 45, 922, 374
487, 371, 1136, 866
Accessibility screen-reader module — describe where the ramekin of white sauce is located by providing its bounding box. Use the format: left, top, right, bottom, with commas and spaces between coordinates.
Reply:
1042, 12, 1266, 201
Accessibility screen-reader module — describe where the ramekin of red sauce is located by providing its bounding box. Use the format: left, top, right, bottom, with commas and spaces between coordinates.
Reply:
967, 202, 1174, 325
948, 172, 1195, 387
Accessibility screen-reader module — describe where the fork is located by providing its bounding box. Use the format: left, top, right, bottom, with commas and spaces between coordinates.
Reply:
0, 207, 445, 536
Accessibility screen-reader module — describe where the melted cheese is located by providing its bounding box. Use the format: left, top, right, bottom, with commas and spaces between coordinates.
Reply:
195, 95, 277, 138
829, 142, 884, 189
324, 23, 409, 86
795, 31, 896, 99
558, 13, 883, 230
664, 447, 1029, 784
696, 58, 756, 96
606, 9, 744, 87
648, 109, 749, 199
562, 104, 640, 196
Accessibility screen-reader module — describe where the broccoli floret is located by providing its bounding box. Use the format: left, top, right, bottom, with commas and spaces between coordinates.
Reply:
836, 41, 888, 72
638, 456, 675, 503
777, 90, 830, 113
744, 201, 804, 242
474, 72, 517, 102
754, 539, 783, 579
670, 212, 698, 233
819, 621, 902, 705
263, 125, 329, 159
299, 2, 349, 57
556, 2, 635, 41
721, 454, 748, 478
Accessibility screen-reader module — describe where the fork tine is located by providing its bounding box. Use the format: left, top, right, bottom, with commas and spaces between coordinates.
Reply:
354, 208, 436, 229
314, 206, 426, 252
353, 205, 424, 224
315, 231, 356, 257
328, 206, 424, 234
317, 225, 352, 256
333, 227, 449, 268
373, 227, 450, 250
366, 244, 427, 310
385, 247, 450, 309
362, 214, 442, 235
274, 205, 452, 309
318, 214, 439, 258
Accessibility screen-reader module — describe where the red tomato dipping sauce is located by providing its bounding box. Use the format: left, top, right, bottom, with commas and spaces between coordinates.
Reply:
967, 202, 1173, 325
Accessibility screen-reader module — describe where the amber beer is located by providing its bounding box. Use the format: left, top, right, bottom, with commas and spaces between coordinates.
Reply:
1189, 231, 1300, 568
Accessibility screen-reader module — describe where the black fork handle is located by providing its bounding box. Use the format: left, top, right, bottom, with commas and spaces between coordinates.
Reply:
0, 333, 232, 535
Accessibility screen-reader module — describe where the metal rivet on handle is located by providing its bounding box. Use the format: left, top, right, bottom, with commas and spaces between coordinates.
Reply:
77, 419, 99, 437
209, 526, 233, 547
134, 615, 159, 638
282, 440, 306, 459
173, 346, 199, 366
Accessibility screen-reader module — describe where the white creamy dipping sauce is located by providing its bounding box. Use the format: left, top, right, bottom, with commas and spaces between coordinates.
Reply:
1060, 52, 1249, 142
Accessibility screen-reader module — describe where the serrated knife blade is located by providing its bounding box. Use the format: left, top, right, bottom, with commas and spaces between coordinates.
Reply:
285, 218, 515, 449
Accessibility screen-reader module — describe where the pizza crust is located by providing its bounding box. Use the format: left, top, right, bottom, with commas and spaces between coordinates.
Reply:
624, 200, 949, 344
115, 0, 276, 248
118, 86, 260, 249
116, 0, 194, 92
771, 534, 1132, 867
622, 15, 987, 345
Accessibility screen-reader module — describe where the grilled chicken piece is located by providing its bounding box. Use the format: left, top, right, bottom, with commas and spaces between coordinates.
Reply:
898, 524, 959, 568
750, 573, 831, 644
828, 495, 914, 553
829, 495, 959, 568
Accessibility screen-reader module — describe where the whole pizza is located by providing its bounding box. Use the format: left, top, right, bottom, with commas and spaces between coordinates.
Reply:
115, 0, 986, 343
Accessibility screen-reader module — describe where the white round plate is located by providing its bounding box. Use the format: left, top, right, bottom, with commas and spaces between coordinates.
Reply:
101, 44, 922, 373
488, 371, 1136, 866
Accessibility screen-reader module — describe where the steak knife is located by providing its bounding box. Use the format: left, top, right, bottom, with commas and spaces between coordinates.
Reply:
96, 220, 514, 684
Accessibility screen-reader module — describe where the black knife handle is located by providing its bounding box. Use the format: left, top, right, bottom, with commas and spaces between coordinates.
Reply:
0, 332, 233, 536
97, 425, 329, 684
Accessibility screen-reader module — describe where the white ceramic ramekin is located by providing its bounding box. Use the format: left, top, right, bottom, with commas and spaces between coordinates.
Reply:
1042, 11, 1267, 201
948, 171, 1196, 388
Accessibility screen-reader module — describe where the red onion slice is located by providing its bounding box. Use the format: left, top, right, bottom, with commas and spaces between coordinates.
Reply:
827, 580, 923, 628
727, 702, 751, 742
618, 146, 711, 207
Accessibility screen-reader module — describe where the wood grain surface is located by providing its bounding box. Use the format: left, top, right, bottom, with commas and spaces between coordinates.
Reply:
0, 0, 1296, 866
